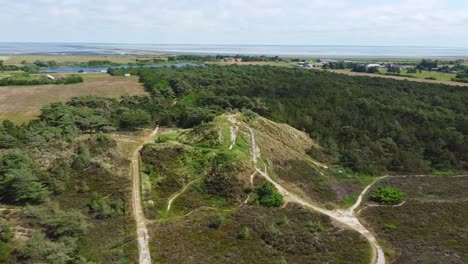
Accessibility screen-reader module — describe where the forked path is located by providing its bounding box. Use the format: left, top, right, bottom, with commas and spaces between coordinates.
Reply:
131, 126, 159, 264
246, 123, 385, 264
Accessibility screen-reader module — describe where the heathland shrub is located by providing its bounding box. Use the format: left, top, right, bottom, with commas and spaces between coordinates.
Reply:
371, 186, 405, 205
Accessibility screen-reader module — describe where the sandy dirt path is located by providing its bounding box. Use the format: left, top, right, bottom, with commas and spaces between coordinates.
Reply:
166, 179, 200, 212
246, 121, 385, 264
131, 126, 159, 264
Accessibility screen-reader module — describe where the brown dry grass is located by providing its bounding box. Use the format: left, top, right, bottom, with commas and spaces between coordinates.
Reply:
0, 73, 147, 124
327, 69, 468, 87
4, 54, 165, 66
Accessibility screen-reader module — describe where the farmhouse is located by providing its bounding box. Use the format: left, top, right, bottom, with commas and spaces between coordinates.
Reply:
365, 63, 382, 68
296, 62, 315, 68
124, 73, 131, 77
316, 58, 338, 63
44, 74, 55, 80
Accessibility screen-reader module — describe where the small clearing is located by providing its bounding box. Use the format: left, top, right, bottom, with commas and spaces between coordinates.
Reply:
0, 73, 147, 124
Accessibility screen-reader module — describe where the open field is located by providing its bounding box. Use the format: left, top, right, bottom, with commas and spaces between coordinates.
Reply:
360, 176, 468, 263
208, 61, 295, 67
0, 73, 147, 124
3, 54, 167, 66
327, 69, 468, 86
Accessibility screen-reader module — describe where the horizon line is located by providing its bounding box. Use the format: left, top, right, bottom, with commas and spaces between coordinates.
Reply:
1, 42, 468, 49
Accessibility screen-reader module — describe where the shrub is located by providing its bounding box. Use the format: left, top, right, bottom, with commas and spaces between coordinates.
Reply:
277, 215, 289, 227
254, 182, 284, 207
88, 195, 124, 219
239, 226, 250, 240
0, 220, 13, 262
72, 143, 91, 170
371, 186, 405, 205
208, 213, 225, 229
306, 220, 325, 233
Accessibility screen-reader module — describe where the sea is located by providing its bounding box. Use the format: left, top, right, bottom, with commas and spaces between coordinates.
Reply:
1, 43, 468, 58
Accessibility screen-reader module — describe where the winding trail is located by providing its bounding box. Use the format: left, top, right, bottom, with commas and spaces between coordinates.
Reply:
167, 179, 200, 212
227, 114, 239, 150
131, 126, 159, 264
246, 122, 385, 264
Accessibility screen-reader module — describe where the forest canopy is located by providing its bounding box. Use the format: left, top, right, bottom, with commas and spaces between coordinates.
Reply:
110, 65, 468, 174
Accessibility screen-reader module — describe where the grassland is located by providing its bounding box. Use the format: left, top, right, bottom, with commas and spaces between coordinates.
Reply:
3, 54, 166, 66
0, 73, 147, 124
360, 176, 468, 263
207, 61, 295, 67
327, 69, 468, 86
150, 204, 370, 264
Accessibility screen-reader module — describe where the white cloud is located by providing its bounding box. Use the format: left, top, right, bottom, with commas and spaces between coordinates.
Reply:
0, 0, 467, 46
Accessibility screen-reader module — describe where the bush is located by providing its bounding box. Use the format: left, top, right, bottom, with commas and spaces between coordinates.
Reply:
239, 226, 250, 240
208, 213, 225, 229
254, 182, 284, 207
72, 143, 91, 170
25, 204, 90, 238
306, 220, 326, 233
88, 195, 124, 219
371, 186, 405, 205
0, 220, 13, 262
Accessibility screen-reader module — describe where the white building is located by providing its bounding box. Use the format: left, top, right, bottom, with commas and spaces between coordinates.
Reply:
365, 63, 382, 68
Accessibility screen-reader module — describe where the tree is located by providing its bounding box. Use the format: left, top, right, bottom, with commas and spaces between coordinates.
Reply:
371, 186, 405, 205
352, 65, 367, 72
0, 149, 49, 204
117, 108, 152, 129
367, 66, 380, 73
23, 64, 40, 73
25, 204, 90, 238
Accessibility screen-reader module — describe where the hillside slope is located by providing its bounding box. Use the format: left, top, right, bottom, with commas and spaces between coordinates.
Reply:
141, 113, 375, 263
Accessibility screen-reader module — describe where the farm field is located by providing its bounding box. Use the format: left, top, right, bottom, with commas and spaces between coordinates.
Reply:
2, 54, 166, 66
0, 73, 147, 124
327, 69, 468, 86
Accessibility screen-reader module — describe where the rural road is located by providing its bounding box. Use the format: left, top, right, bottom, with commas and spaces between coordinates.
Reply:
243, 119, 385, 264
131, 126, 159, 264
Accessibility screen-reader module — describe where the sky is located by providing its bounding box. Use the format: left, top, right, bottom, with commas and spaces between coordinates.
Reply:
1, 0, 468, 46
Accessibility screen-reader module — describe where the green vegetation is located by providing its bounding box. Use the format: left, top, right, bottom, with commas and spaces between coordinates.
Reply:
0, 73, 83, 86
151, 205, 370, 263
110, 65, 467, 174
0, 149, 49, 204
254, 182, 284, 207
0, 220, 13, 262
362, 176, 468, 263
0, 58, 467, 263
371, 186, 405, 205
453, 72, 468, 83
140, 117, 252, 218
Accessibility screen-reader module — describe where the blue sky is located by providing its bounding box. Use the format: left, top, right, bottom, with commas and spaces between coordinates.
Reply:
1, 0, 468, 46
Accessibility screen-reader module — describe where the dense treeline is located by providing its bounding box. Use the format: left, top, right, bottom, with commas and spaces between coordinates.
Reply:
167, 54, 285, 62
0, 74, 83, 86
111, 65, 468, 174
453, 72, 468, 83
0, 95, 162, 149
